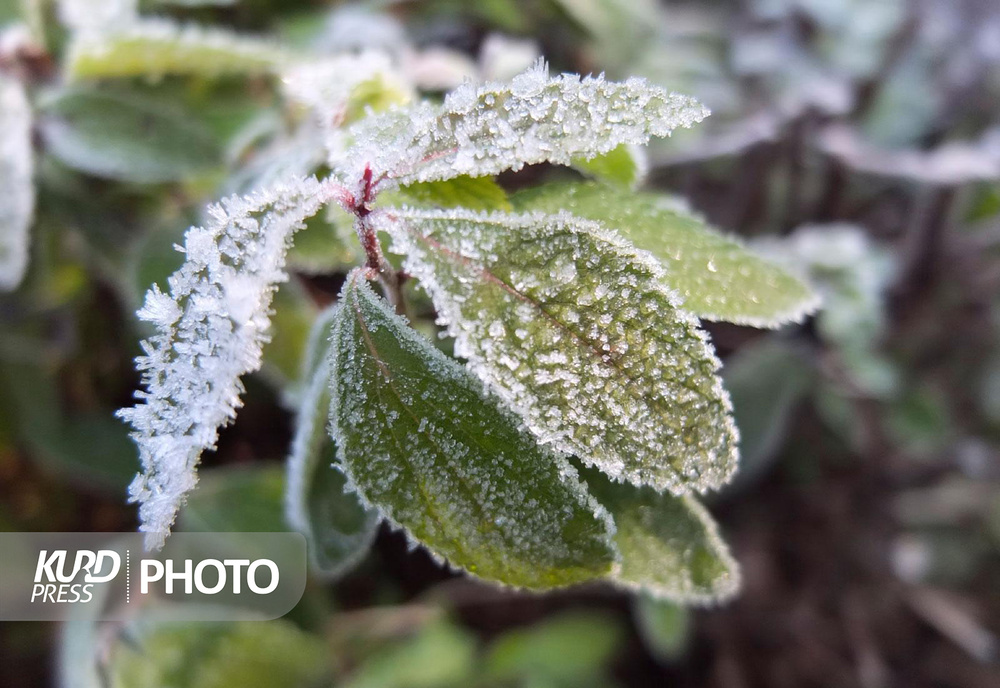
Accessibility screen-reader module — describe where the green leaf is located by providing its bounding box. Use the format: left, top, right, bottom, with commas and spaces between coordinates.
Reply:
394, 175, 513, 212
286, 209, 365, 274
66, 20, 290, 81
330, 272, 616, 588
633, 595, 689, 662
38, 87, 222, 183
571, 144, 643, 188
179, 465, 287, 534
583, 467, 740, 603
259, 277, 318, 387
108, 616, 329, 688
380, 207, 737, 494
286, 306, 380, 578
344, 620, 477, 688
723, 338, 814, 489
485, 611, 624, 685
512, 182, 819, 327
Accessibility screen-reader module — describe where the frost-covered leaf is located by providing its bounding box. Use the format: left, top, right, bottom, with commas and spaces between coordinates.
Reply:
330, 273, 616, 588
286, 305, 380, 578
394, 175, 512, 212
571, 144, 645, 188
118, 176, 330, 549
378, 207, 737, 494
67, 19, 289, 80
512, 182, 819, 327
339, 60, 708, 187
0, 74, 34, 291
38, 87, 222, 183
583, 467, 740, 602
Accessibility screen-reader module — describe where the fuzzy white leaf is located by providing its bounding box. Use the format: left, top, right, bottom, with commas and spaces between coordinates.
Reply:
118, 177, 330, 549
0, 74, 34, 292
58, 0, 137, 34
337, 60, 708, 188
377, 206, 737, 495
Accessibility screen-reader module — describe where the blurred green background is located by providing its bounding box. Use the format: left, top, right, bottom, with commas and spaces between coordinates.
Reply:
1, 0, 999, 686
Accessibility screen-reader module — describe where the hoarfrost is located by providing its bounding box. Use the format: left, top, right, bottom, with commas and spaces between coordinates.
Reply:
375, 207, 738, 494
118, 177, 329, 549
336, 60, 709, 187
329, 272, 617, 588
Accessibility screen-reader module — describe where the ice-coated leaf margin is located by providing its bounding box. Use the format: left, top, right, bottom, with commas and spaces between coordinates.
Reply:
376, 206, 738, 495
0, 74, 34, 292
584, 468, 740, 603
512, 182, 820, 327
329, 272, 617, 588
119, 176, 331, 549
338, 59, 708, 188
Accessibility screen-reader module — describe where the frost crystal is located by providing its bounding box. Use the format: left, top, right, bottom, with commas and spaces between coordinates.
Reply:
330, 273, 616, 588
338, 60, 709, 187
0, 75, 34, 292
376, 207, 738, 494
118, 177, 328, 549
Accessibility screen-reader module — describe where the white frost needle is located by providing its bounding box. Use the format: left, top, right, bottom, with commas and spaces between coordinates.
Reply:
118, 177, 332, 549
336, 59, 709, 190
0, 74, 34, 292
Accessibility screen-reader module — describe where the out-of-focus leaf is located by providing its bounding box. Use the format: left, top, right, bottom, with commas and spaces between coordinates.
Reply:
108, 615, 329, 688
571, 144, 643, 188
512, 182, 819, 327
633, 594, 689, 662
393, 175, 512, 212
179, 465, 286, 534
0, 73, 34, 291
485, 611, 623, 685
0, 362, 136, 493
584, 467, 740, 602
259, 276, 317, 387
330, 273, 616, 589
286, 208, 363, 274
723, 337, 814, 489
67, 20, 289, 80
286, 305, 380, 578
381, 206, 737, 495
343, 620, 476, 688
38, 87, 222, 183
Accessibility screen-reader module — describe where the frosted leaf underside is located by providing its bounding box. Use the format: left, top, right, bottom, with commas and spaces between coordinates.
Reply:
584, 467, 740, 603
379, 207, 738, 494
330, 273, 616, 588
339, 60, 708, 186
0, 74, 34, 291
513, 182, 819, 327
118, 177, 328, 549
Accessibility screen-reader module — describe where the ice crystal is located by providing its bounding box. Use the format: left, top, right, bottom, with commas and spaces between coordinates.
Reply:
376, 207, 738, 494
0, 74, 34, 292
329, 273, 616, 588
118, 177, 329, 549
336, 60, 708, 187
585, 468, 740, 603
512, 182, 820, 327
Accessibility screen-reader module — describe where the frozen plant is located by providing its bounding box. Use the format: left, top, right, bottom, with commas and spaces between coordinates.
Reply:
121, 59, 819, 602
